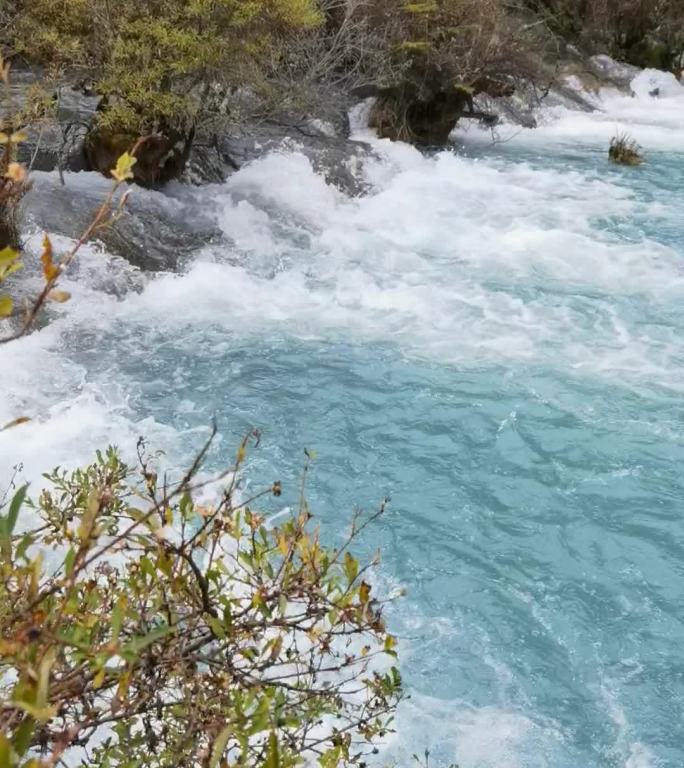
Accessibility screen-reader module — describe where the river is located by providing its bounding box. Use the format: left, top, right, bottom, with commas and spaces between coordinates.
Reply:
1, 69, 683, 768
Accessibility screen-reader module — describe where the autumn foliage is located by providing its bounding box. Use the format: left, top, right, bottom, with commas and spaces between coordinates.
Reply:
0, 433, 402, 768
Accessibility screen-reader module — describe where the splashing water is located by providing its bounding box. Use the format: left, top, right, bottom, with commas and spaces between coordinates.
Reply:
2, 74, 684, 767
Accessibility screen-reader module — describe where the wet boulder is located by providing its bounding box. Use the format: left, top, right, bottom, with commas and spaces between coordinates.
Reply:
23, 171, 221, 271
186, 113, 370, 196
587, 55, 641, 92
85, 117, 194, 188
5, 69, 99, 174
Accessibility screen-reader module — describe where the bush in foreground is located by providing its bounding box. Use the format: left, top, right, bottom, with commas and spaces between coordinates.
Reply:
0, 434, 401, 767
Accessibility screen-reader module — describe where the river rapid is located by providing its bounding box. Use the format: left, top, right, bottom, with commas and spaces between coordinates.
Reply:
2, 69, 684, 768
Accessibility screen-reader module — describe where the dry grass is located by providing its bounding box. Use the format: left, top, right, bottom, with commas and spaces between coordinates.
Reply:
609, 133, 644, 166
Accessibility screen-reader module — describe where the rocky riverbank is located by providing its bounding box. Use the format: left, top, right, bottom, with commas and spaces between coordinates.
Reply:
10, 51, 674, 273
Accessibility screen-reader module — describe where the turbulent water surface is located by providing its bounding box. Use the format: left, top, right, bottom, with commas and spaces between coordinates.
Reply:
2, 70, 684, 767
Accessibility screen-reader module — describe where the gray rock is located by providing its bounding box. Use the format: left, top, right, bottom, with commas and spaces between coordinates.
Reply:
473, 93, 539, 129
6, 69, 100, 173
22, 172, 222, 272
587, 54, 641, 91
187, 117, 370, 196
545, 81, 598, 112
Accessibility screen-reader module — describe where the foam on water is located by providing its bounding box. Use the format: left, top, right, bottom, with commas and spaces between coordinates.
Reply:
457, 67, 684, 151
2, 71, 684, 767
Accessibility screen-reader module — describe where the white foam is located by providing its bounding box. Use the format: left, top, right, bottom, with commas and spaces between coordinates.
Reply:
380, 693, 565, 768
104, 146, 684, 391
2, 102, 683, 490
457, 66, 684, 152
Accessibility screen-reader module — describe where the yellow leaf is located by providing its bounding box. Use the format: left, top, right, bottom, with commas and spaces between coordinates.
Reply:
0, 57, 10, 84
0, 246, 19, 266
269, 635, 283, 661
111, 152, 137, 183
0, 132, 8, 145
48, 289, 71, 303
6, 162, 27, 183
0, 247, 21, 281
40, 235, 60, 282
10, 131, 28, 144
93, 669, 106, 689
0, 295, 12, 317
0, 416, 31, 432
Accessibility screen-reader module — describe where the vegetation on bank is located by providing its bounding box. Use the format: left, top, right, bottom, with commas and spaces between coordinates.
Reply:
0, 58, 402, 768
526, 0, 684, 71
0, 435, 401, 768
0, 2, 678, 763
2, 0, 681, 178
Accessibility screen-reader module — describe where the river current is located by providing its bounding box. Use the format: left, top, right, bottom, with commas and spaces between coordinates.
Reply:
2, 70, 684, 767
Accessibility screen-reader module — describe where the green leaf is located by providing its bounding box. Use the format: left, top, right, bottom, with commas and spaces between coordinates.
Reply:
0, 733, 10, 768
15, 533, 36, 561
8, 484, 28, 536
111, 596, 126, 639
12, 717, 34, 758
122, 624, 172, 656
249, 696, 271, 735
263, 732, 279, 768
64, 547, 76, 577
210, 724, 232, 768
0, 295, 13, 317
37, 649, 56, 708
111, 152, 137, 183
208, 615, 226, 639
343, 552, 358, 584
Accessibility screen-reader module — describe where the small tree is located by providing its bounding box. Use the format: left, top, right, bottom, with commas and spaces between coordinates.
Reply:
356, 0, 523, 143
0, 432, 401, 768
6, 0, 324, 183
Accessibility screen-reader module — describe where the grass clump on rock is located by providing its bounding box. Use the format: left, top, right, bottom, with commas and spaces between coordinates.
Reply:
609, 133, 644, 166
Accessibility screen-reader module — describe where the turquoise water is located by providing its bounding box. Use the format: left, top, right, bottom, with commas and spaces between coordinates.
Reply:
64, 335, 684, 767
2, 78, 684, 766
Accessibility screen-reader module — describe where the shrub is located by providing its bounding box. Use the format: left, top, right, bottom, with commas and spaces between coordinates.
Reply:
0, 434, 401, 768
364, 0, 520, 93
526, 0, 684, 70
609, 132, 644, 165
9, 0, 323, 137
0, 54, 139, 343
0, 30, 401, 768
355, 0, 524, 143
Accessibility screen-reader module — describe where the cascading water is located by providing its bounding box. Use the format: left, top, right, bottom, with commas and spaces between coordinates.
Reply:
2, 70, 684, 767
